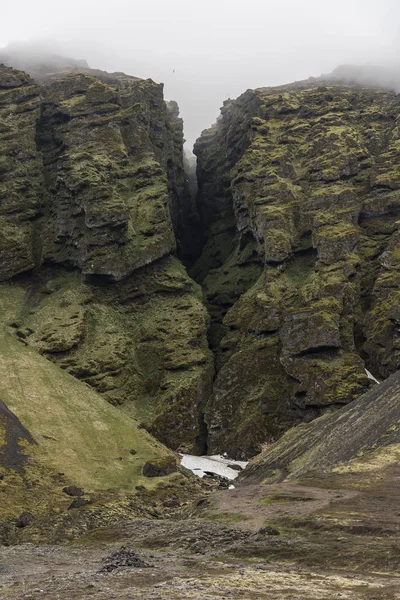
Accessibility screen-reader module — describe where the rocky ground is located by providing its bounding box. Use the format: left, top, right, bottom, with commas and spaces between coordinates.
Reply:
1, 458, 399, 599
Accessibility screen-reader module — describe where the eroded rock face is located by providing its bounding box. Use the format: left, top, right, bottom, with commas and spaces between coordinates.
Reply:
194, 82, 400, 458
38, 72, 179, 279
0, 63, 213, 453
0, 67, 44, 280
4, 56, 400, 461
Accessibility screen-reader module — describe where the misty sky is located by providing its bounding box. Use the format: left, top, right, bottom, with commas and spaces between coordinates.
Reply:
2, 0, 400, 146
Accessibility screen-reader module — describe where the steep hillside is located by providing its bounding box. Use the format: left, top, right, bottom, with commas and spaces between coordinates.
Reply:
0, 280, 175, 521
194, 81, 400, 457
2, 52, 400, 476
0, 62, 213, 458
241, 369, 400, 484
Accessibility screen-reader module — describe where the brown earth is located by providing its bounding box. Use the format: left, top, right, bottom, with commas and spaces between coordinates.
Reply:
1, 457, 399, 599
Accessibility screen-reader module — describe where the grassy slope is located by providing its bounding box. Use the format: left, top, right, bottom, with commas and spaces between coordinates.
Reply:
0, 281, 172, 519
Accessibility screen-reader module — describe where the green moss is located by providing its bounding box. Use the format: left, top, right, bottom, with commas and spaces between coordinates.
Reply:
0, 281, 176, 520
193, 81, 400, 455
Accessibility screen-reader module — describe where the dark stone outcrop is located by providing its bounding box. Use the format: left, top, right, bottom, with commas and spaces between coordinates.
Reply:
194, 81, 400, 458
143, 456, 177, 477
15, 512, 35, 528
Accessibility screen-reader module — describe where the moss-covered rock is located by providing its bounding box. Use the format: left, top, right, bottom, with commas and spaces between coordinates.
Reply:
0, 66, 44, 281
194, 81, 400, 457
0, 281, 178, 522
143, 456, 177, 477
242, 369, 400, 484
0, 63, 213, 489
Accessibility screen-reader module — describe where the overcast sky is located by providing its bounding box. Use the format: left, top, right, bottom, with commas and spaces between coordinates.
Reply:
2, 0, 400, 146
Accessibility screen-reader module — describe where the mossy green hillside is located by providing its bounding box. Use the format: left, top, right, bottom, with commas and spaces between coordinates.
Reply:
11, 257, 213, 453
0, 281, 175, 521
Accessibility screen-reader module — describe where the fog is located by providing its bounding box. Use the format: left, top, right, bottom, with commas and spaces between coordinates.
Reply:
2, 0, 400, 147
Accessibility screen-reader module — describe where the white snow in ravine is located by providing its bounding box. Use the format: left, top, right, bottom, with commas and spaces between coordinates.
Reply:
180, 454, 248, 481
365, 368, 380, 384
183, 371, 381, 482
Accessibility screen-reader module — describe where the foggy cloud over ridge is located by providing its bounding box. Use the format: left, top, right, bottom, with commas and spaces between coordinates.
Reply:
2, 0, 400, 146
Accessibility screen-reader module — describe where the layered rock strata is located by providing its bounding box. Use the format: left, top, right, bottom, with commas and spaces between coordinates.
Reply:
0, 63, 213, 454
3, 55, 400, 463
242, 370, 400, 483
194, 82, 400, 457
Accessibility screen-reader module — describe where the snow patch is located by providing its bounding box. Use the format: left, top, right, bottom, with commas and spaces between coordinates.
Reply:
365, 368, 380, 384
180, 454, 248, 480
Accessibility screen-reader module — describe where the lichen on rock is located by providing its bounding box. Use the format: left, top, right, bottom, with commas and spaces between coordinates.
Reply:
193, 81, 400, 458
0, 66, 44, 281
0, 61, 213, 499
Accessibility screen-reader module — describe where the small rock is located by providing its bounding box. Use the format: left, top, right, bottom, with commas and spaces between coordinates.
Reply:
99, 546, 149, 573
229, 464, 243, 471
68, 497, 90, 509
258, 526, 280, 536
62, 485, 84, 497
16, 512, 35, 528
190, 542, 206, 554
163, 499, 180, 508
9, 320, 21, 328
143, 456, 177, 478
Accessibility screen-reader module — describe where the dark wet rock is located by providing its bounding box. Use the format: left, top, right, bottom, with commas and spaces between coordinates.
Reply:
258, 526, 280, 536
62, 486, 84, 497
16, 512, 35, 528
68, 497, 90, 510
190, 541, 207, 554
143, 456, 177, 477
229, 464, 243, 472
203, 472, 231, 488
99, 546, 149, 572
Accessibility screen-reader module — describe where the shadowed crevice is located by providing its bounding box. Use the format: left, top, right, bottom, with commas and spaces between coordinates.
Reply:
0, 398, 35, 472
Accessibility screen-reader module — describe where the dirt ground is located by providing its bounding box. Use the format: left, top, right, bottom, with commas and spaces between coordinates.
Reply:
1, 464, 400, 599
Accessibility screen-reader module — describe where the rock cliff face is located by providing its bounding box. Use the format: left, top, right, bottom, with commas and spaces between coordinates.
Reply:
2, 52, 400, 472
0, 62, 213, 461
194, 81, 400, 458
0, 67, 43, 280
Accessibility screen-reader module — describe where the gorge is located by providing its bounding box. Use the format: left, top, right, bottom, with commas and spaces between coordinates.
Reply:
0, 49, 400, 599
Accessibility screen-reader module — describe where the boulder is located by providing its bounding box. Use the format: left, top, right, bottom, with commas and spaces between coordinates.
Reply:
143, 456, 177, 477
